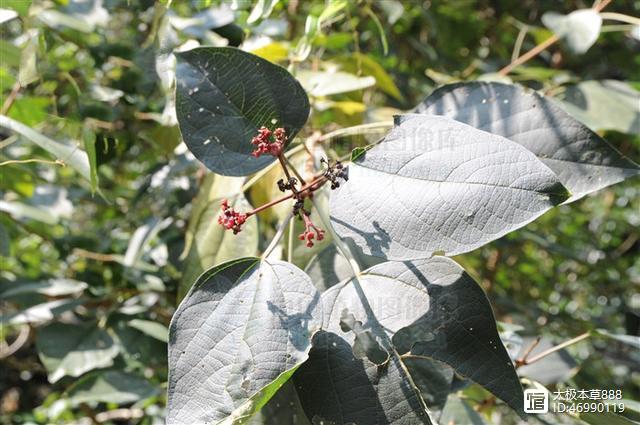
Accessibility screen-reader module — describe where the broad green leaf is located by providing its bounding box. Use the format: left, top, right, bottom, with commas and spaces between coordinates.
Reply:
297, 70, 376, 97
246, 381, 311, 425
415, 82, 639, 203
542, 9, 602, 54
333, 52, 402, 100
0, 278, 87, 298
439, 395, 487, 425
82, 128, 99, 193
18, 29, 38, 86
167, 258, 322, 425
297, 261, 492, 423
0, 114, 91, 182
66, 371, 158, 406
175, 47, 310, 176
0, 40, 21, 67
403, 357, 454, 412
372, 258, 524, 415
110, 321, 167, 370
330, 114, 569, 260
127, 319, 168, 343
36, 322, 119, 383
0, 222, 9, 256
1, 298, 84, 325
7, 96, 51, 126
559, 80, 640, 135
580, 412, 637, 425
179, 174, 258, 301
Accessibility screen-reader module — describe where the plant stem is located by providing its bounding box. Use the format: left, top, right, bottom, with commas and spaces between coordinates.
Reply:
246, 174, 327, 216
498, 0, 612, 75
518, 332, 591, 366
262, 211, 293, 260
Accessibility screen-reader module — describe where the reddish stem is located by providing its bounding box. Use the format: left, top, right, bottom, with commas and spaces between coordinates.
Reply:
246, 174, 328, 217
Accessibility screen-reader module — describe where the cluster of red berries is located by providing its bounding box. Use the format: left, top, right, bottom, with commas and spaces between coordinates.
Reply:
251, 126, 287, 158
217, 199, 247, 234
298, 212, 325, 248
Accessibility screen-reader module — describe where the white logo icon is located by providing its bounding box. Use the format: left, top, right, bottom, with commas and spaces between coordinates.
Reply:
524, 389, 549, 414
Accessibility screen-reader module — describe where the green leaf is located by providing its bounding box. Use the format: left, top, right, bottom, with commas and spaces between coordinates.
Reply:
36, 322, 119, 383
0, 40, 21, 67
18, 30, 38, 87
1, 298, 84, 326
415, 82, 639, 203
297, 260, 484, 423
0, 114, 92, 182
392, 258, 524, 416
542, 9, 602, 54
127, 319, 168, 343
175, 47, 310, 176
178, 174, 258, 301
580, 412, 637, 425
330, 114, 569, 260
0, 278, 88, 298
167, 258, 322, 424
439, 395, 487, 425
7, 96, 50, 126
82, 128, 99, 193
559, 80, 640, 135
66, 371, 158, 406
297, 70, 376, 97
247, 0, 278, 24
594, 329, 640, 349
333, 52, 402, 100
403, 357, 454, 412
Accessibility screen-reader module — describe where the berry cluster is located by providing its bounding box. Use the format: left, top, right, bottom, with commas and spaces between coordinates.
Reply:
251, 126, 287, 158
277, 177, 298, 192
217, 199, 247, 234
298, 212, 325, 248
322, 158, 348, 189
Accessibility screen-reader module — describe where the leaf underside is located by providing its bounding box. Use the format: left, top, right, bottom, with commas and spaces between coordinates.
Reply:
330, 114, 570, 261
167, 257, 321, 425
295, 257, 524, 423
415, 82, 639, 203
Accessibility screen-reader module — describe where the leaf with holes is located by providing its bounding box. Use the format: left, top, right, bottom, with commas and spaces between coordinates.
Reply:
167, 257, 322, 425
330, 114, 569, 260
175, 47, 310, 176
415, 82, 640, 203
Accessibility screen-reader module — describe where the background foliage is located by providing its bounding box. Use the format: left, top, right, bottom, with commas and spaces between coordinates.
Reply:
1, 0, 638, 424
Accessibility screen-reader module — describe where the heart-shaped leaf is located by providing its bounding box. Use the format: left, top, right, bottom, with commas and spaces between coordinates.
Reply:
330, 114, 569, 260
175, 47, 310, 176
167, 258, 321, 425
415, 82, 640, 202
295, 257, 524, 421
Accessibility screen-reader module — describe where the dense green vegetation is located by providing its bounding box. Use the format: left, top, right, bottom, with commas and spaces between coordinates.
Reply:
1, 1, 638, 424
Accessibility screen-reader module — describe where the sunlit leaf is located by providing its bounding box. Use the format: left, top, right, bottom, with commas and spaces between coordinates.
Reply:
168, 258, 322, 424
416, 82, 639, 203
330, 114, 569, 260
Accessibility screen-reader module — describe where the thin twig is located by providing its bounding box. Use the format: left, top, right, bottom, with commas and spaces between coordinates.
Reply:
72, 248, 119, 262
519, 333, 590, 366
1, 82, 21, 115
515, 336, 541, 367
0, 158, 66, 167
0, 325, 30, 359
262, 211, 293, 260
